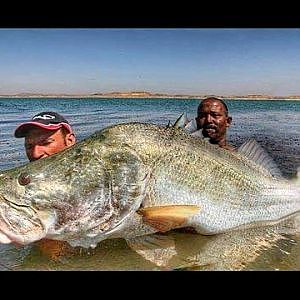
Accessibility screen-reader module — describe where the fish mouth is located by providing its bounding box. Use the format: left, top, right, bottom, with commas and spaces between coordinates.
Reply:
0, 218, 46, 245
0, 229, 12, 244
0, 220, 26, 245
0, 197, 49, 245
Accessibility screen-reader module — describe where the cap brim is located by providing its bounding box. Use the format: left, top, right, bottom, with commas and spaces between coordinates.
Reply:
14, 121, 73, 138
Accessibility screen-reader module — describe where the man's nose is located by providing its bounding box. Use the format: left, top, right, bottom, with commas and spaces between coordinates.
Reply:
28, 145, 47, 161
205, 114, 213, 123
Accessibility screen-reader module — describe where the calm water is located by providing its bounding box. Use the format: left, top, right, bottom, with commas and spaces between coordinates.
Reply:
0, 97, 299, 270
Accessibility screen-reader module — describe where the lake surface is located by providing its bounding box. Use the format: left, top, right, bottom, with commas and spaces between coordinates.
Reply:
0, 97, 299, 270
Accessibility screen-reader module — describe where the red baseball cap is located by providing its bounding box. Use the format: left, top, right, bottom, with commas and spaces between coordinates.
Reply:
14, 111, 73, 138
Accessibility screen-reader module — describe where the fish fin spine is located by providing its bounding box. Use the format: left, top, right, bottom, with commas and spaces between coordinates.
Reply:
173, 113, 189, 129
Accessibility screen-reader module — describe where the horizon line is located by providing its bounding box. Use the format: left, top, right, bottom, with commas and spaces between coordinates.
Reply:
1, 91, 300, 99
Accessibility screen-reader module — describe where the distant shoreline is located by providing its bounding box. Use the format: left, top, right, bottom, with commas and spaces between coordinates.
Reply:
1, 93, 300, 101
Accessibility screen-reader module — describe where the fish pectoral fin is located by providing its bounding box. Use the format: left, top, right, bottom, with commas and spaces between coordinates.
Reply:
137, 205, 200, 232
126, 234, 177, 268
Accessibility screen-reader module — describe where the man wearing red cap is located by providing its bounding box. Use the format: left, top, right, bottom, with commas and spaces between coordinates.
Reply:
14, 111, 76, 259
15, 111, 76, 161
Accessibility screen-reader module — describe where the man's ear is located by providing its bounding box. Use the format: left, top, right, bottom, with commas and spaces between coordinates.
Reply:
65, 133, 76, 147
226, 116, 232, 127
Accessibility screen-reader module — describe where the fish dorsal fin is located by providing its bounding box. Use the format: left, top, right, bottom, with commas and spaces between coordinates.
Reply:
173, 113, 189, 129
137, 205, 200, 232
183, 119, 204, 138
238, 139, 282, 178
183, 118, 198, 133
166, 120, 171, 128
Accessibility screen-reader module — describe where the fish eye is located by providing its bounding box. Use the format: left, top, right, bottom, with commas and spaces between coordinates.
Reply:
18, 172, 31, 186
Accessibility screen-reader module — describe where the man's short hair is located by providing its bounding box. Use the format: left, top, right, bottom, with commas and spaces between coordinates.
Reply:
198, 97, 229, 116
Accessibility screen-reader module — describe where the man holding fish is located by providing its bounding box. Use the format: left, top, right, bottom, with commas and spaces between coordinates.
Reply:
14, 111, 76, 258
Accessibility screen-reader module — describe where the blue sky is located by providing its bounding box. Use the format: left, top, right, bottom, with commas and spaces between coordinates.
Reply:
0, 28, 300, 96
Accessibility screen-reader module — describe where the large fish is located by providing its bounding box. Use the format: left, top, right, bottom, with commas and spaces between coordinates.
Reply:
0, 121, 299, 253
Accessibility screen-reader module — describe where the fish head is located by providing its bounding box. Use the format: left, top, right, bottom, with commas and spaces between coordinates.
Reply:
0, 164, 57, 245
0, 131, 150, 247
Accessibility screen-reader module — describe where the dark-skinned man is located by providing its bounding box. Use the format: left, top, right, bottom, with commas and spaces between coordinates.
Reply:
195, 96, 236, 151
